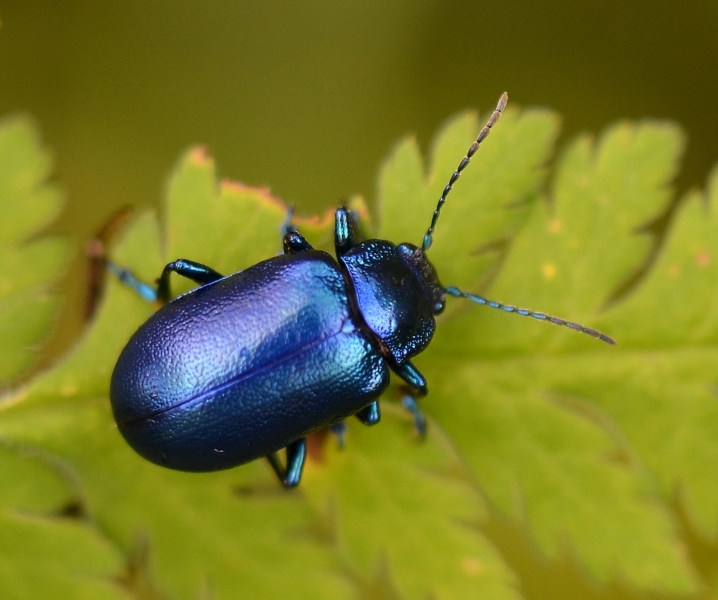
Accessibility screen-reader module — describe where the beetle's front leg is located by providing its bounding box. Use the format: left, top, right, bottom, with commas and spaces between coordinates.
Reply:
393, 360, 428, 438
334, 207, 362, 256
266, 438, 307, 488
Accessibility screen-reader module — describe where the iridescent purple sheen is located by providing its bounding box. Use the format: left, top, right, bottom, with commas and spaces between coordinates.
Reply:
111, 251, 389, 472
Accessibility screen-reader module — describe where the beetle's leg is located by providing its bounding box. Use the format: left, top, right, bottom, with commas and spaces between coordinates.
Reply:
110, 258, 223, 304
156, 259, 224, 303
393, 360, 429, 438
281, 205, 298, 237
266, 438, 307, 488
334, 207, 362, 256
278, 206, 300, 254
329, 421, 347, 448
400, 396, 427, 439
356, 401, 381, 426
107, 262, 158, 303
283, 230, 314, 254
394, 360, 427, 395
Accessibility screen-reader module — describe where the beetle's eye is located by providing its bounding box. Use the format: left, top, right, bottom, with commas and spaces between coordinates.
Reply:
433, 301, 445, 315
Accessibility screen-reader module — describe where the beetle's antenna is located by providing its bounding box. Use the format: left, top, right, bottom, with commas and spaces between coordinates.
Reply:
445, 286, 616, 345
422, 92, 509, 251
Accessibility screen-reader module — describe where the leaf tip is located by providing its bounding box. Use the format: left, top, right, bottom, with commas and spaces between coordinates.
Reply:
187, 145, 213, 166
220, 179, 288, 215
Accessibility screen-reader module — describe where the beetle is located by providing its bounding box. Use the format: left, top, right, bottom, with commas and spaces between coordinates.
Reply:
109, 92, 615, 488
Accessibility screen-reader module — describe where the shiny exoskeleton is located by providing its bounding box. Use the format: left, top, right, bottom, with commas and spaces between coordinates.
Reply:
109, 93, 615, 487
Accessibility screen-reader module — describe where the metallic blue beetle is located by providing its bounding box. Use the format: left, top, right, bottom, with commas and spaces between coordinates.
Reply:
109, 93, 615, 487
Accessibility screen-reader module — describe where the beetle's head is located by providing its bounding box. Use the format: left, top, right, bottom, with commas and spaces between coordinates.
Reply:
397, 243, 445, 315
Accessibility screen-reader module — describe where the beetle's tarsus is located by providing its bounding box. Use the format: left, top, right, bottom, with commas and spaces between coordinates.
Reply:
281, 205, 298, 237
329, 422, 348, 449
393, 362, 428, 438
107, 261, 159, 303
401, 395, 427, 438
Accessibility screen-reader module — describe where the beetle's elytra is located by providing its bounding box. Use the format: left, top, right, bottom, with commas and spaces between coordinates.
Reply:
109, 93, 615, 487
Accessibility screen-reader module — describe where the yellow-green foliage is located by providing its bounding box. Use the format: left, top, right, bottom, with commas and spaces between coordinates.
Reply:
0, 105, 715, 599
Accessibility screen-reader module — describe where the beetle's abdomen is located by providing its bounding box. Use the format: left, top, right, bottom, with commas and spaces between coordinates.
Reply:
110, 251, 389, 472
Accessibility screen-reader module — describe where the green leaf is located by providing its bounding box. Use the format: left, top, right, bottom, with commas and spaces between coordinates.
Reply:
430, 121, 697, 592
1, 104, 715, 599
0, 116, 71, 384
591, 165, 718, 541
379, 106, 560, 290
0, 447, 129, 600
302, 406, 520, 600
0, 153, 351, 600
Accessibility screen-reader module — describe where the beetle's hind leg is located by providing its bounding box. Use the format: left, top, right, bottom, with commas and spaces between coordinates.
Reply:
266, 438, 307, 488
109, 259, 223, 304
393, 360, 429, 438
107, 262, 159, 303
155, 260, 223, 303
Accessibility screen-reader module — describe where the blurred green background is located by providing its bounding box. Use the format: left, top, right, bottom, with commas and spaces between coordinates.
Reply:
1, 2, 717, 598
1, 0, 717, 360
